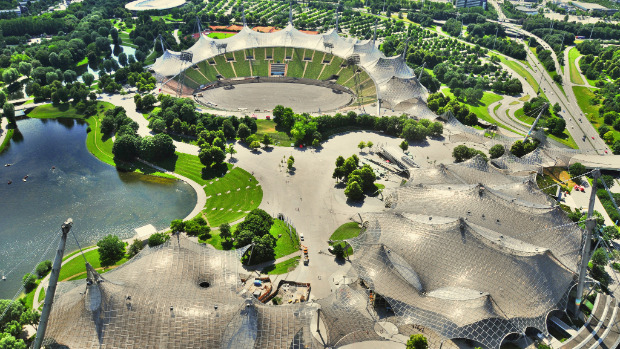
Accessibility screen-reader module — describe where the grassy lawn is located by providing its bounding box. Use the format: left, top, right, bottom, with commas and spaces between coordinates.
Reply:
255, 119, 294, 146
77, 57, 88, 67
207, 32, 236, 39
263, 256, 300, 275
568, 47, 584, 85
330, 222, 361, 241
153, 152, 263, 225
144, 50, 158, 66
271, 219, 300, 259
27, 103, 174, 178
495, 55, 544, 98
58, 248, 128, 282
0, 128, 14, 153
573, 86, 600, 120
514, 107, 577, 148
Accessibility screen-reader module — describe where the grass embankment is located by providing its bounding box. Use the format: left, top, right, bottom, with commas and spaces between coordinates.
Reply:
573, 85, 618, 143
0, 128, 14, 153
255, 119, 294, 147
329, 222, 361, 257
57, 248, 128, 282
264, 256, 301, 275
154, 152, 262, 226
514, 107, 577, 148
27, 103, 173, 178
495, 55, 546, 100
568, 47, 584, 85
207, 32, 236, 39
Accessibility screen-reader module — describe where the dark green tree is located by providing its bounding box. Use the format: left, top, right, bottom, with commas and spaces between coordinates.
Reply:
96, 235, 126, 268
406, 334, 428, 349
35, 260, 52, 279
112, 134, 139, 161
148, 232, 169, 247
127, 239, 144, 258
22, 273, 37, 293
344, 181, 364, 200
489, 144, 505, 159
568, 162, 587, 178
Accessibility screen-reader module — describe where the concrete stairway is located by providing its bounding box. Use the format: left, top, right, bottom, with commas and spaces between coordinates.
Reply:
559, 294, 620, 349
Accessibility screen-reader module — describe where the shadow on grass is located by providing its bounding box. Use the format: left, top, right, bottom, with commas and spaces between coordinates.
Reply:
150, 153, 179, 172
201, 162, 228, 180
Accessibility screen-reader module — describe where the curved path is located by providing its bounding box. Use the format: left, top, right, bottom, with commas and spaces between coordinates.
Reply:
32, 246, 98, 309
137, 159, 207, 221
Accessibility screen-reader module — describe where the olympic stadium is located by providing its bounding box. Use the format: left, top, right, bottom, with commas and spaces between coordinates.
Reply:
37, 13, 620, 349
125, 0, 187, 11
150, 22, 433, 117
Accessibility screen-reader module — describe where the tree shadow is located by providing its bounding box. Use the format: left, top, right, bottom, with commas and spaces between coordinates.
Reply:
333, 256, 347, 265
151, 153, 178, 172
228, 157, 238, 164
345, 197, 365, 207
262, 146, 274, 153
334, 182, 346, 189
201, 162, 228, 180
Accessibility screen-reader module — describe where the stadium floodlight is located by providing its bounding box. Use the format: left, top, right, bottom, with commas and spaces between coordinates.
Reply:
216, 43, 228, 53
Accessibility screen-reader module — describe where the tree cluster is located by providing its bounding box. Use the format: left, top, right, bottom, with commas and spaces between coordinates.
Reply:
170, 216, 211, 240
233, 209, 277, 265
510, 139, 539, 158
0, 299, 40, 349
452, 144, 487, 163
333, 154, 378, 200
96, 235, 126, 268
427, 92, 479, 126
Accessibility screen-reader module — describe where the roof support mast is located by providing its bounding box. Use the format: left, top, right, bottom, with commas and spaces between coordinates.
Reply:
574, 169, 600, 315
523, 103, 548, 143
33, 219, 73, 349
241, 1, 246, 27
289, 0, 293, 25
335, 1, 340, 32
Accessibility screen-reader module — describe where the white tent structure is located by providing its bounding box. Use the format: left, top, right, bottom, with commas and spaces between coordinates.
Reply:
151, 24, 432, 115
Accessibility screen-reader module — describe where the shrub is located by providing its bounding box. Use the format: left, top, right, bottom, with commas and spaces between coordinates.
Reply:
148, 232, 169, 247
35, 260, 52, 279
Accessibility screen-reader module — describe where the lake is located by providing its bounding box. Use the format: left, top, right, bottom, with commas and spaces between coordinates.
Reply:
0, 118, 196, 298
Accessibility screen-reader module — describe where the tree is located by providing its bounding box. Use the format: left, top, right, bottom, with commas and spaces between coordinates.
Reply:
222, 119, 236, 139
553, 102, 561, 113
406, 334, 428, 349
262, 134, 273, 148
452, 145, 472, 162
245, 234, 276, 264
22, 273, 37, 293
235, 229, 255, 247
2, 68, 18, 85
150, 118, 166, 133
0, 334, 27, 349
366, 141, 374, 151
227, 143, 237, 159
344, 181, 364, 200
219, 223, 232, 241
569, 163, 587, 178
112, 134, 139, 161
399, 140, 409, 152
3, 103, 14, 120
118, 52, 128, 67
35, 260, 52, 278
604, 131, 615, 144
332, 243, 345, 259
238, 209, 274, 237
0, 90, 6, 108
96, 235, 126, 268
358, 141, 366, 152
141, 94, 157, 109
20, 309, 40, 330
287, 155, 295, 170
18, 61, 32, 77
592, 248, 608, 266
237, 123, 251, 141
249, 140, 261, 150
127, 239, 144, 258
170, 219, 185, 233
82, 72, 94, 87
489, 144, 505, 159
148, 232, 169, 247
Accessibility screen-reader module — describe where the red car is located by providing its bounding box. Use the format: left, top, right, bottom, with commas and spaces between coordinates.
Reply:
266, 116, 271, 120
592, 136, 595, 140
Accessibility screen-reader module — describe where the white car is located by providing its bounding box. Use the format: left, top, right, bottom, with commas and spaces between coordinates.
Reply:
300, 233, 304, 241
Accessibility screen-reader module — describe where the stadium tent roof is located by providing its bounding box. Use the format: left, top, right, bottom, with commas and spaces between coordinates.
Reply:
43, 236, 318, 349
125, 0, 186, 11
348, 213, 575, 349
151, 24, 432, 116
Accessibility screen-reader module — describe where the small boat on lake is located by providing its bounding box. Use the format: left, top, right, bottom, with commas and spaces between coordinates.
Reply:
4, 163, 11, 167
7, 180, 11, 184
22, 175, 28, 182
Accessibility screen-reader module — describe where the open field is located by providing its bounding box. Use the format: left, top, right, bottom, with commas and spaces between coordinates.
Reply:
264, 256, 300, 274
255, 119, 294, 147
568, 47, 584, 85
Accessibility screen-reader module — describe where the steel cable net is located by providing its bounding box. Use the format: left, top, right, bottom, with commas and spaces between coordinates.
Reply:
348, 212, 575, 349
385, 183, 581, 270
150, 24, 429, 110
42, 236, 316, 349
316, 285, 386, 348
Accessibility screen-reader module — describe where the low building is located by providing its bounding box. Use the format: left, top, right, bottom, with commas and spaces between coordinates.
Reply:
0, 7, 21, 16
571, 1, 618, 14
455, 0, 487, 9
516, 5, 540, 15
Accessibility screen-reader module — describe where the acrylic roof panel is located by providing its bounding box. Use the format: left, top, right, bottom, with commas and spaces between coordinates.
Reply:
349, 213, 575, 349
43, 236, 316, 349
